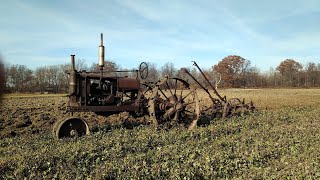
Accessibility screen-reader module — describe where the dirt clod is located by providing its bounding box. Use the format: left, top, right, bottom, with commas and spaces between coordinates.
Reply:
0, 96, 145, 138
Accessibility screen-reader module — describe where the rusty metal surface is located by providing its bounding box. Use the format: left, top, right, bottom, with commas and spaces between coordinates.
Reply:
118, 78, 140, 90
67, 104, 139, 112
183, 61, 255, 120
52, 117, 90, 139
55, 34, 257, 139
98, 33, 105, 68
148, 76, 200, 129
69, 55, 77, 95
139, 62, 148, 80
191, 61, 226, 102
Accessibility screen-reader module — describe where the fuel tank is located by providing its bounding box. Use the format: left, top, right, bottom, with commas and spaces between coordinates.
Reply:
118, 77, 140, 90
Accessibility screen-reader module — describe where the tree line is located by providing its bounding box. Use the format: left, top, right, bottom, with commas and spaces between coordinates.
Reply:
2, 55, 320, 93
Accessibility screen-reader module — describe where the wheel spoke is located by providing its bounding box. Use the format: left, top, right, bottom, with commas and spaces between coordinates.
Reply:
166, 81, 174, 98
184, 109, 195, 115
159, 88, 169, 100
173, 111, 179, 121
148, 77, 200, 130
162, 107, 176, 120
182, 89, 196, 101
174, 79, 177, 96
142, 84, 153, 96
182, 101, 196, 107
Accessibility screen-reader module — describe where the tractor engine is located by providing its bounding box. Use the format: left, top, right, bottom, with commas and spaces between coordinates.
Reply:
87, 77, 140, 106
66, 33, 144, 113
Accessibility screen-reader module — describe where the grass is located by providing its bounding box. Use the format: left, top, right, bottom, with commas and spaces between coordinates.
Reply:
198, 88, 320, 109
0, 89, 320, 179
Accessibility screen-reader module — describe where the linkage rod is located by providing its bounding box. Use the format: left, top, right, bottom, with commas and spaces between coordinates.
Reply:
182, 68, 216, 102
191, 61, 226, 102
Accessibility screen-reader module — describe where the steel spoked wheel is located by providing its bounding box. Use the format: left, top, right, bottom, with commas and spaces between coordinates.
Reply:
148, 76, 200, 129
52, 117, 90, 139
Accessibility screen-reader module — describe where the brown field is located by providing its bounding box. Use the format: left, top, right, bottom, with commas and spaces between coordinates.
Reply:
1, 88, 320, 178
198, 88, 320, 110
1, 88, 320, 138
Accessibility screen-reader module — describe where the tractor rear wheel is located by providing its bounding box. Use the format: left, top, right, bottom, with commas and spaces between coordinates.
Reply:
148, 76, 200, 129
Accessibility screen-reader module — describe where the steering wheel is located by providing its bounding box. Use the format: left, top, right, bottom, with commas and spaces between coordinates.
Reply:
139, 62, 148, 80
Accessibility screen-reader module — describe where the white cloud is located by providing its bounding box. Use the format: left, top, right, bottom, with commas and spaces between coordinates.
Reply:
1, 0, 320, 71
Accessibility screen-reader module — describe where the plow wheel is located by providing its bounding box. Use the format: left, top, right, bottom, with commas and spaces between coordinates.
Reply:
52, 117, 90, 139
207, 100, 224, 119
222, 98, 253, 118
148, 77, 200, 130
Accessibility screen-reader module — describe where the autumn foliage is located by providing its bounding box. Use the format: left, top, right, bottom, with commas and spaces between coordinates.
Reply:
2, 56, 320, 92
213, 55, 246, 88
276, 59, 302, 75
276, 59, 303, 87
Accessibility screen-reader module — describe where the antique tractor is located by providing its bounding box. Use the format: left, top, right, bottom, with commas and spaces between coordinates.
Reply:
52, 34, 200, 139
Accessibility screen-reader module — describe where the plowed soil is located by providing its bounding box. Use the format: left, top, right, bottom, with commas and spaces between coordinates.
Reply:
1, 89, 320, 138
0, 95, 147, 138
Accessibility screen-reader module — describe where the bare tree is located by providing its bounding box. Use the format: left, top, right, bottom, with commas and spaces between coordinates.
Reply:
6, 65, 33, 92
75, 58, 88, 71
89, 60, 119, 76
160, 62, 176, 78
56, 64, 69, 93
4, 57, 320, 93
0, 57, 4, 97
210, 71, 221, 89
305, 62, 319, 87
46, 65, 60, 93
240, 60, 252, 88
35, 67, 47, 93
146, 62, 159, 83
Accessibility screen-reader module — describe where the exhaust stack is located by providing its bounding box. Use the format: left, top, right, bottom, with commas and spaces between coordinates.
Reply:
98, 33, 105, 68
70, 54, 75, 71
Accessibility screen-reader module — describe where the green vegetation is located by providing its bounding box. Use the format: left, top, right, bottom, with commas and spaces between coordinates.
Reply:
1, 106, 320, 179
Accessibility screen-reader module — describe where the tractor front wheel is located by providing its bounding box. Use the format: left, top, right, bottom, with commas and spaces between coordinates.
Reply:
52, 117, 90, 139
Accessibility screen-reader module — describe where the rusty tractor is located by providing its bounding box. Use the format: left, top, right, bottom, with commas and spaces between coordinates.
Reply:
52, 34, 200, 139
53, 34, 254, 139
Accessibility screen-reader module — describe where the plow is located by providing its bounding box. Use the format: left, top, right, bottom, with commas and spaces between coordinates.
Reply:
52, 34, 255, 139
183, 61, 255, 120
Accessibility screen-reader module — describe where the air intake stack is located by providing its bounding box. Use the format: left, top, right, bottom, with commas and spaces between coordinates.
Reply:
98, 33, 105, 89
98, 33, 105, 68
69, 55, 76, 95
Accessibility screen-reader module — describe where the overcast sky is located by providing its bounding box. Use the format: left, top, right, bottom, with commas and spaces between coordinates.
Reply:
1, 0, 319, 71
